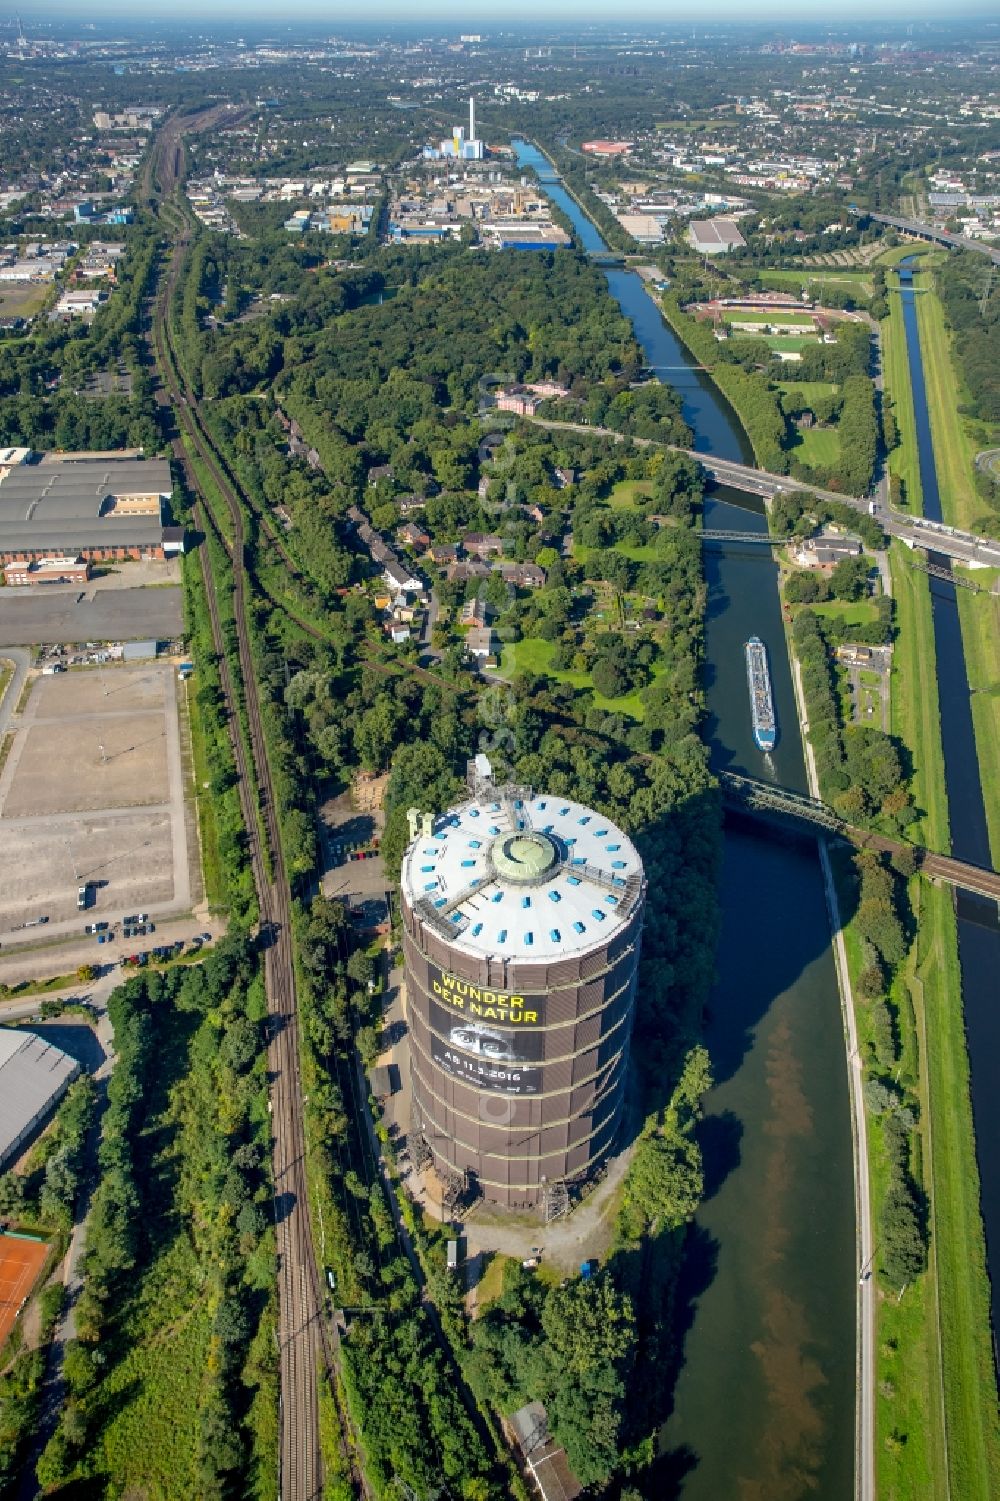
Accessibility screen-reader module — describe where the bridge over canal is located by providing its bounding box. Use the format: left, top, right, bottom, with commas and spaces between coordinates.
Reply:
720, 771, 1000, 903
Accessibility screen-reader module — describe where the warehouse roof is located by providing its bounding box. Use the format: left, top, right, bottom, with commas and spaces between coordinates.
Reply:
0, 458, 172, 519
689, 217, 746, 250
0, 456, 171, 554
0, 1030, 81, 1171
401, 790, 644, 961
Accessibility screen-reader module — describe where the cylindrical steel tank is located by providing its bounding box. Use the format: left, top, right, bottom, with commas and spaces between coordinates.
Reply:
400, 784, 646, 1210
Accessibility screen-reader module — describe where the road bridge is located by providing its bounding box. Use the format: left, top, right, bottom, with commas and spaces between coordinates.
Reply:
523, 417, 1000, 567
861, 211, 1000, 268
720, 772, 1000, 902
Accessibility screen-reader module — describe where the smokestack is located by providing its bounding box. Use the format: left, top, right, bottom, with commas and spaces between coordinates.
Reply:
469, 95, 476, 142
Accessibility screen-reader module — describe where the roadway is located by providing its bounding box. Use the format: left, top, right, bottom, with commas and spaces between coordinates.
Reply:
863, 211, 1000, 268
523, 416, 1000, 567
0, 647, 29, 735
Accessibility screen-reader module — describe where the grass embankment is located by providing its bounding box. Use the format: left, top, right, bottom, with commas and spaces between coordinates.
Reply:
909, 278, 1000, 865
835, 868, 1000, 1498
846, 277, 1000, 1495
0, 658, 13, 709
909, 883, 1000, 1499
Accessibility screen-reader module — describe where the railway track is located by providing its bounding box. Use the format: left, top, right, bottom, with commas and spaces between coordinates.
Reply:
148, 138, 367, 1501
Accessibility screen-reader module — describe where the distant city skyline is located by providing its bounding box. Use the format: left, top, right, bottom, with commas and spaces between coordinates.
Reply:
8, 1, 1000, 25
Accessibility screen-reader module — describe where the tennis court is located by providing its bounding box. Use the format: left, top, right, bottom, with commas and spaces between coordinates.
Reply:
0, 1233, 48, 1345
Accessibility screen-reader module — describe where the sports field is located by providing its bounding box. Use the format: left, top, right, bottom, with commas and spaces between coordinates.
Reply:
0, 1233, 48, 1345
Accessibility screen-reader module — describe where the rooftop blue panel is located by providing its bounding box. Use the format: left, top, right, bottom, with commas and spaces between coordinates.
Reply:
468, 840, 482, 848
612, 860, 627, 869
591, 909, 606, 922
420, 865, 434, 873
489, 825, 501, 835
471, 922, 483, 937
434, 898, 447, 909
572, 857, 586, 866
522, 896, 531, 909
468, 809, 480, 817
549, 890, 561, 903
606, 843, 621, 852
550, 929, 560, 942
524, 931, 533, 946
573, 921, 586, 934
461, 859, 475, 867
423, 881, 437, 891
492, 891, 503, 903
567, 876, 581, 887
579, 815, 591, 825
498, 928, 507, 943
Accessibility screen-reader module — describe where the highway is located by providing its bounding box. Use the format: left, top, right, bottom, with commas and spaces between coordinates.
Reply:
863, 211, 1000, 268
146, 115, 362, 1501
524, 416, 1000, 566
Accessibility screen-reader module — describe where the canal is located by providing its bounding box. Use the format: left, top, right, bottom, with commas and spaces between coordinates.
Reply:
515, 141, 856, 1498
898, 260, 999, 1349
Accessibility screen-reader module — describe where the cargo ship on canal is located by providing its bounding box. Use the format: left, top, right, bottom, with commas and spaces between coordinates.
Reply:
745, 636, 777, 752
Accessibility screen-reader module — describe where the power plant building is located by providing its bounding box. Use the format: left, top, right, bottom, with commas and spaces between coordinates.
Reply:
400, 763, 646, 1210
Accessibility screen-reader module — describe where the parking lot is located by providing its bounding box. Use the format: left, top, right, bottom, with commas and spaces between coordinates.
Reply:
319, 786, 387, 904
0, 587, 182, 645
0, 664, 194, 939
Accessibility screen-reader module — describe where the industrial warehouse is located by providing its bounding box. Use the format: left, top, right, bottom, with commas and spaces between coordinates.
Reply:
400, 759, 646, 1211
0, 449, 181, 566
0, 1029, 81, 1172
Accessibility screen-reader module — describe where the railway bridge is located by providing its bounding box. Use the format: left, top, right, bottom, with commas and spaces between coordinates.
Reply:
720, 771, 1000, 903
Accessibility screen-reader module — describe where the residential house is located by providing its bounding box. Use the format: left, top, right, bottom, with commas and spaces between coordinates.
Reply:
497, 562, 545, 588
383, 559, 422, 594
446, 560, 492, 583
397, 521, 430, 550
462, 532, 506, 558
367, 463, 394, 486
426, 541, 461, 566
460, 598, 497, 629
466, 627, 499, 661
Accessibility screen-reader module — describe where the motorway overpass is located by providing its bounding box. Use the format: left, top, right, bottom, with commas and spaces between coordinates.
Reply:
863, 211, 1000, 268
525, 417, 1000, 567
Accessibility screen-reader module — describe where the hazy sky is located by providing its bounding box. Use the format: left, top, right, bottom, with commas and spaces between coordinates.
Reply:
12, 1, 1000, 22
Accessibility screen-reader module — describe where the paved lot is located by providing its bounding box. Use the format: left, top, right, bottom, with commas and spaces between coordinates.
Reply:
0, 588, 182, 646
0, 665, 194, 941
319, 788, 387, 901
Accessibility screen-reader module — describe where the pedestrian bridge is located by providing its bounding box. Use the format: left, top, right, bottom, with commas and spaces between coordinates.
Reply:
720, 771, 1000, 902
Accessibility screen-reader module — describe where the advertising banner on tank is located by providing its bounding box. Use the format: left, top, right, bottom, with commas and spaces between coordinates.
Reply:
426, 961, 546, 1026
430, 1032, 541, 1095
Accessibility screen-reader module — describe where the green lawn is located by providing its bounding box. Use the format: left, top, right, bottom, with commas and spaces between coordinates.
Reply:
572, 539, 664, 564
881, 295, 924, 512
910, 883, 1000, 1500
808, 598, 879, 628
766, 335, 818, 352
760, 268, 873, 293
608, 479, 655, 508
0, 658, 13, 712
776, 380, 838, 403
790, 426, 840, 468
721, 308, 818, 327
499, 637, 648, 720
956, 588, 1000, 866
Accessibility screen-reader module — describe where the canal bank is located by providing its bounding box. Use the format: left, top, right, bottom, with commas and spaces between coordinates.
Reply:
514, 139, 857, 1500
895, 263, 1000, 1373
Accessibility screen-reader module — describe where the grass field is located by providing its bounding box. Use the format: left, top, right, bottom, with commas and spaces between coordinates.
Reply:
910, 883, 1000, 1500
0, 658, 13, 713
956, 588, 1000, 866
608, 479, 655, 507
760, 268, 873, 293
500, 636, 648, 720
0, 282, 49, 321
881, 297, 924, 512
808, 597, 880, 629
765, 334, 817, 352
790, 425, 840, 468
776, 380, 838, 403
721, 308, 817, 327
